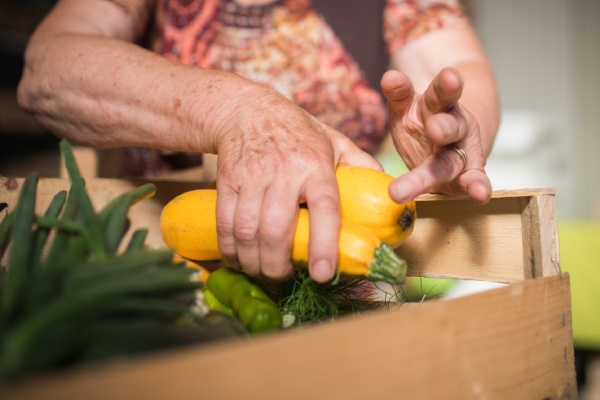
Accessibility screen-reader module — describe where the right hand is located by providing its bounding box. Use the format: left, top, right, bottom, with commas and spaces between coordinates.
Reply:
207, 83, 382, 283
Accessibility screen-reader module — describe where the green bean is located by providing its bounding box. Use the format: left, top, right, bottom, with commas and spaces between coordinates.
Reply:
125, 229, 148, 252
102, 196, 133, 255
2, 173, 38, 322
43, 185, 79, 269
0, 145, 241, 381
97, 296, 192, 319
34, 215, 88, 234
31, 191, 67, 271
4, 259, 199, 365
98, 183, 156, 222
0, 211, 13, 261
61, 250, 196, 295
99, 183, 156, 254
59, 140, 106, 260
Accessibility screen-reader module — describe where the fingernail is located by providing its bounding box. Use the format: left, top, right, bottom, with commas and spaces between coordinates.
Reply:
391, 182, 414, 204
311, 259, 333, 283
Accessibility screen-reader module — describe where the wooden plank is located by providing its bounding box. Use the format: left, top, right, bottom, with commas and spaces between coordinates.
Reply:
524, 193, 561, 278
398, 189, 559, 282
0, 178, 207, 262
1, 274, 577, 400
1, 179, 557, 282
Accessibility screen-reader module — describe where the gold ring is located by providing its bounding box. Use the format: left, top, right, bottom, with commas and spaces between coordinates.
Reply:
448, 145, 468, 172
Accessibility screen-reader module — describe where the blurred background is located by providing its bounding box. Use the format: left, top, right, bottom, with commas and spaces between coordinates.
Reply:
469, 0, 599, 221
1, 0, 599, 396
0, 0, 59, 176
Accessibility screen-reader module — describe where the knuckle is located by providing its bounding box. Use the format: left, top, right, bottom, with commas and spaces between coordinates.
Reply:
403, 171, 428, 194
308, 192, 340, 215
435, 150, 458, 176
216, 218, 234, 237
234, 222, 259, 243
262, 263, 294, 281
215, 221, 237, 258
217, 240, 236, 260
259, 222, 288, 244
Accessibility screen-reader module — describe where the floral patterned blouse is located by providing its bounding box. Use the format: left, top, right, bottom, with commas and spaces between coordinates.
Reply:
113, 0, 465, 176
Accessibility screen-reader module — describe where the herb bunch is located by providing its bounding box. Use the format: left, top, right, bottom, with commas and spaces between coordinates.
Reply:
277, 269, 402, 326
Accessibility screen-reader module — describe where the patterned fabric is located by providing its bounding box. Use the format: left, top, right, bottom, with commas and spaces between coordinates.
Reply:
113, 0, 465, 176
151, 0, 388, 154
384, 0, 467, 52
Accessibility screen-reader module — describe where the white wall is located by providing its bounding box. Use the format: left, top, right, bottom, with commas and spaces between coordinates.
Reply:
570, 0, 600, 220
469, 0, 599, 219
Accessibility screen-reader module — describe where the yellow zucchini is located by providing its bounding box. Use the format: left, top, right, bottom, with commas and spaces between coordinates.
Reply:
160, 189, 221, 262
336, 166, 416, 248
173, 255, 211, 285
160, 190, 407, 285
292, 208, 406, 284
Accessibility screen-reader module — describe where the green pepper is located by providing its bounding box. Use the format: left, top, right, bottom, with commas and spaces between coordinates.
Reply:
205, 268, 281, 333
203, 289, 235, 317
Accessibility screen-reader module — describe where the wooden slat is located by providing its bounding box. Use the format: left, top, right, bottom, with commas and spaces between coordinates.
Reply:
398, 189, 558, 282
522, 193, 561, 278
2, 274, 576, 400
1, 179, 558, 282
0, 178, 206, 260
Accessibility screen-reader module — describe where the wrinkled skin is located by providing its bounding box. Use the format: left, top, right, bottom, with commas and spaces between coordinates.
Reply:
382, 68, 492, 205
209, 86, 381, 282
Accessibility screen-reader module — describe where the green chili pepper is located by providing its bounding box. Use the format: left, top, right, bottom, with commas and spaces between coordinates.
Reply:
206, 268, 281, 333
203, 289, 235, 317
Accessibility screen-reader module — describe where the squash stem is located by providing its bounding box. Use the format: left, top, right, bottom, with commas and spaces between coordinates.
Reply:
366, 243, 407, 285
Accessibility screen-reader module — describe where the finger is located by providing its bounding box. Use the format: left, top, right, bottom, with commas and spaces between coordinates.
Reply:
422, 67, 463, 115
455, 168, 492, 204
380, 69, 415, 117
215, 184, 239, 266
232, 186, 266, 276
388, 146, 467, 203
328, 127, 384, 171
303, 171, 341, 283
259, 184, 297, 280
423, 111, 468, 146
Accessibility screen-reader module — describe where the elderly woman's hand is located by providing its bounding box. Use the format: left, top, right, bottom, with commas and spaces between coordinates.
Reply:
381, 68, 492, 204
208, 83, 382, 283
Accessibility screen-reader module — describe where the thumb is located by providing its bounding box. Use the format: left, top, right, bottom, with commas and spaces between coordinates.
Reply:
338, 149, 383, 172
381, 70, 415, 116
328, 127, 383, 171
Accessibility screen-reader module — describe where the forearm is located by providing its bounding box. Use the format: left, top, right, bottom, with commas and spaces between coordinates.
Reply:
20, 33, 249, 153
444, 59, 499, 156
390, 28, 500, 156
17, 1, 254, 154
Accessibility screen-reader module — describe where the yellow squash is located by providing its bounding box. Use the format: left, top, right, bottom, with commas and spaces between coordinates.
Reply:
172, 255, 211, 285
336, 166, 416, 248
292, 208, 407, 284
160, 189, 221, 262
160, 190, 407, 285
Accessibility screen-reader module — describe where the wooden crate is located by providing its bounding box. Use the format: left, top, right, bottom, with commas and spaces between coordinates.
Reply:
0, 178, 577, 399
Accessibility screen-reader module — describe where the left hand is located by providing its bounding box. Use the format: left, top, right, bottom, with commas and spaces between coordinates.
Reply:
381, 67, 492, 204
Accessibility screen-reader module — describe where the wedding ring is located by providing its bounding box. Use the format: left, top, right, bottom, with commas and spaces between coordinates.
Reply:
448, 145, 468, 172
